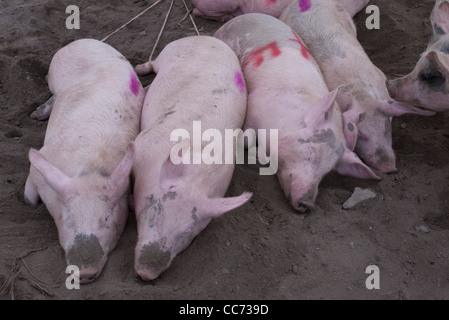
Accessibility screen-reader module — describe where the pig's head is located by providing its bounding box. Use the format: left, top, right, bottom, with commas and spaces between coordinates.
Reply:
277, 89, 378, 213
134, 155, 252, 280
338, 86, 435, 173
28, 145, 134, 283
191, 0, 239, 22
388, 1, 449, 112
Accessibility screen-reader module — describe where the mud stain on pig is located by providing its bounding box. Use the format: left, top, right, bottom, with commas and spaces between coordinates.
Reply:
298, 129, 336, 148
419, 68, 446, 92
353, 90, 370, 102
162, 191, 177, 201
348, 122, 355, 132
66, 234, 104, 268
358, 113, 367, 123
137, 243, 171, 275
439, 42, 449, 54
191, 207, 198, 223
335, 4, 345, 12
141, 192, 178, 227
374, 147, 391, 164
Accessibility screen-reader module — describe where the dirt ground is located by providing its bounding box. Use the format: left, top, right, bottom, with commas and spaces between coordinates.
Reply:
0, 0, 448, 300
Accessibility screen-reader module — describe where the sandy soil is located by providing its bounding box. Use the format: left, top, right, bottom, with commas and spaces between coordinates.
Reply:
0, 0, 448, 300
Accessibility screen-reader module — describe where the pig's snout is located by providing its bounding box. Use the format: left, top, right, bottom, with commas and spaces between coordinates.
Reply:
296, 201, 313, 214
369, 147, 397, 174
289, 184, 317, 214
65, 234, 106, 284
135, 243, 172, 281
375, 161, 398, 174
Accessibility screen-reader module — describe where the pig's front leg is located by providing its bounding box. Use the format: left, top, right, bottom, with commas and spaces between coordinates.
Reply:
24, 175, 40, 206
31, 95, 55, 120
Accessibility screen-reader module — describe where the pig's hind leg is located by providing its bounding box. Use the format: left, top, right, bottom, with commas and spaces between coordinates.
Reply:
24, 176, 40, 206
31, 95, 55, 121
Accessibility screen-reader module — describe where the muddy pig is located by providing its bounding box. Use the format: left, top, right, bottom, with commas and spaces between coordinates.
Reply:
133, 36, 251, 280
25, 39, 144, 283
388, 0, 449, 112
280, 0, 435, 173
215, 13, 379, 213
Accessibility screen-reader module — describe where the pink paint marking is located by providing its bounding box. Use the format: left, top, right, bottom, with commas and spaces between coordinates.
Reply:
299, 0, 311, 12
266, 0, 277, 4
288, 30, 311, 60
234, 71, 246, 93
130, 72, 140, 96
169, 185, 177, 190
246, 42, 282, 68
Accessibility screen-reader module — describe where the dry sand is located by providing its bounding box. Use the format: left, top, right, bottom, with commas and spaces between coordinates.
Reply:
0, 0, 448, 300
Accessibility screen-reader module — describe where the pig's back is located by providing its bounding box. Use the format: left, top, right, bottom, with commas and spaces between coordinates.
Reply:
141, 36, 247, 134
42, 40, 144, 176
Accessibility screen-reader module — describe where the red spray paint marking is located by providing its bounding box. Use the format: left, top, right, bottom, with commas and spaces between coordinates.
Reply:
299, 0, 311, 12
169, 185, 177, 190
266, 0, 277, 4
288, 30, 311, 60
246, 42, 282, 68
234, 71, 246, 93
130, 72, 140, 96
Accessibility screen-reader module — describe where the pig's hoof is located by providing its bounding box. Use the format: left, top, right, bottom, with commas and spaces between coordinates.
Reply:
31, 96, 55, 121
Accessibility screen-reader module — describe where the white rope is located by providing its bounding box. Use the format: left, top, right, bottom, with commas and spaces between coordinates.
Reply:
101, 0, 163, 42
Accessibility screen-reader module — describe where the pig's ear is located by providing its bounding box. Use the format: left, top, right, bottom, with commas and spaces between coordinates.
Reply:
107, 144, 134, 201
304, 88, 339, 128
334, 148, 381, 180
28, 148, 73, 199
199, 192, 253, 220
379, 100, 436, 117
341, 108, 360, 151
432, 1, 449, 36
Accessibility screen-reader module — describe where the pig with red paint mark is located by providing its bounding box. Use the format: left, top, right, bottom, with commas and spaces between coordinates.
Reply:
388, 0, 449, 112
191, 0, 294, 21
280, 0, 435, 173
24, 39, 145, 283
132, 36, 251, 280
215, 14, 379, 213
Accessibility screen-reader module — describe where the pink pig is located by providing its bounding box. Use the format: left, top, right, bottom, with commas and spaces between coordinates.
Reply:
191, 0, 294, 21
24, 39, 145, 283
215, 14, 379, 213
132, 36, 251, 280
388, 0, 449, 112
280, 0, 435, 173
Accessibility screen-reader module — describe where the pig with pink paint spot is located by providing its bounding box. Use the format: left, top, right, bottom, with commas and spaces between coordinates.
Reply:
388, 0, 449, 112
132, 36, 251, 280
215, 14, 379, 213
280, 0, 435, 173
191, 0, 294, 21
25, 39, 145, 283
